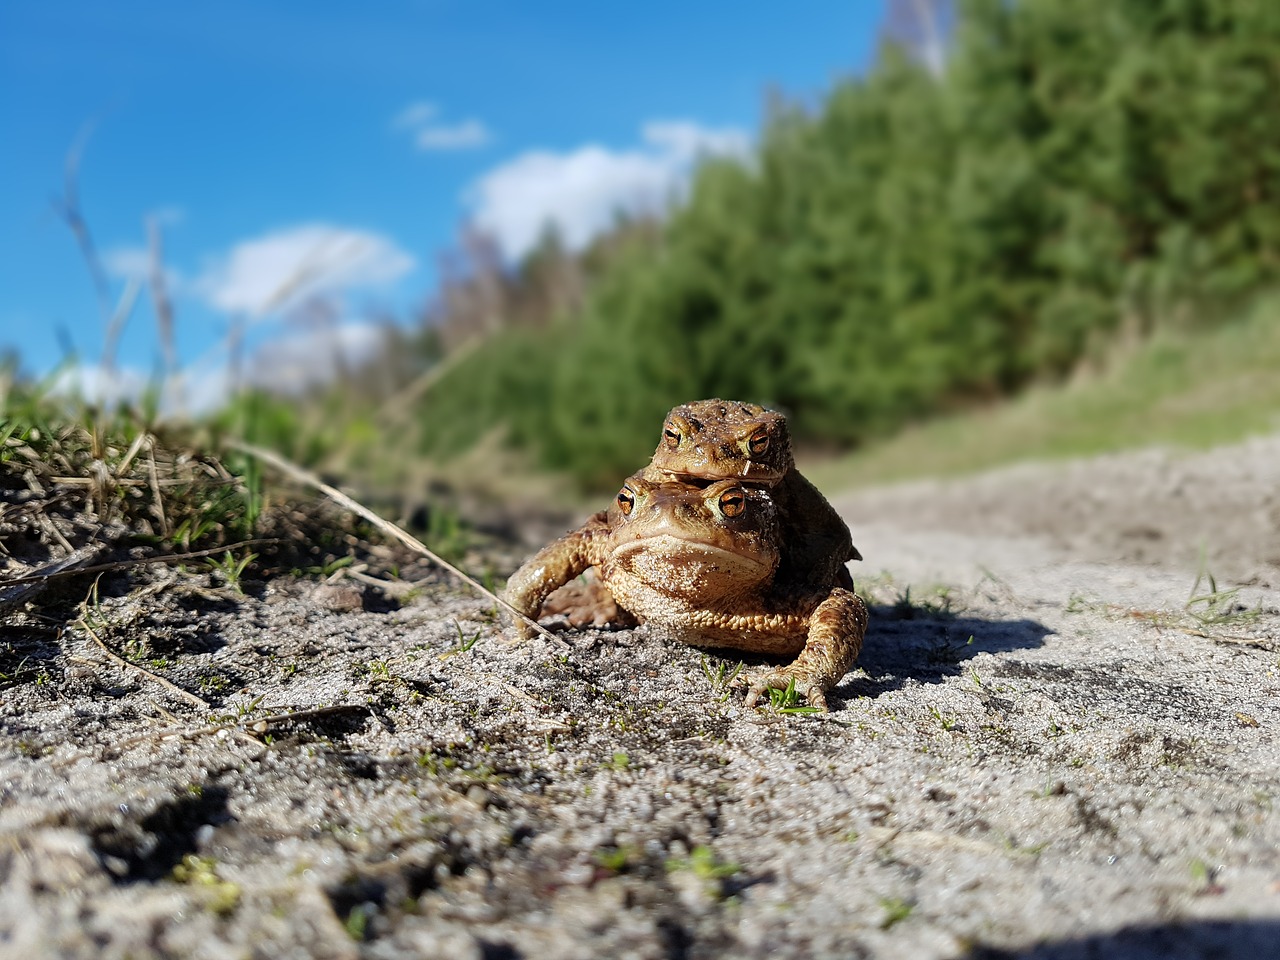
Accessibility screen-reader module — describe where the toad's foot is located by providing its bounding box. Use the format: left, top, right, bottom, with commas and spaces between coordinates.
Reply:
741, 588, 868, 712
541, 576, 638, 630
743, 668, 832, 711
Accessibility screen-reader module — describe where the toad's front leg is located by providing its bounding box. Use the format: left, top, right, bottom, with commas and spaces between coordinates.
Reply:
503, 511, 611, 640
743, 588, 868, 711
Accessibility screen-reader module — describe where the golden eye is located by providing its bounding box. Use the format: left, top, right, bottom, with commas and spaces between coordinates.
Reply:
616, 487, 635, 516
747, 428, 770, 456
718, 487, 746, 518
662, 423, 681, 448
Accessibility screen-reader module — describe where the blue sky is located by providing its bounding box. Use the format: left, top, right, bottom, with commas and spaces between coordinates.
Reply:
2, 0, 884, 406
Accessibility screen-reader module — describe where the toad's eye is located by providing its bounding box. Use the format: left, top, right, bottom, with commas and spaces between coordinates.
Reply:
616, 487, 636, 516
747, 428, 770, 456
718, 487, 746, 518
662, 423, 681, 448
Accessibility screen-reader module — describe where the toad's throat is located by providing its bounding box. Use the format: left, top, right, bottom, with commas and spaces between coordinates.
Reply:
608, 535, 774, 576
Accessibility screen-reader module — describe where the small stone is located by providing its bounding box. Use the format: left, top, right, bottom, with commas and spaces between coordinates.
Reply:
312, 583, 365, 613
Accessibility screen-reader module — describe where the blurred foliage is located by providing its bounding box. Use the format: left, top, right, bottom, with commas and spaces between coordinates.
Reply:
807, 291, 1280, 489
409, 0, 1280, 489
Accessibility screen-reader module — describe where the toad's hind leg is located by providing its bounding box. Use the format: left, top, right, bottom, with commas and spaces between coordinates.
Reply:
744, 588, 868, 711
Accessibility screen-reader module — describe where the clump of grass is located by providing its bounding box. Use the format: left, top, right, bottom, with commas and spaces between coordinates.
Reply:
1185, 553, 1260, 628
206, 551, 257, 593
765, 677, 823, 715
439, 621, 482, 658
890, 585, 955, 621
2, 386, 262, 552
170, 854, 241, 917
0, 654, 36, 689
593, 844, 641, 875
666, 845, 741, 899
878, 896, 914, 930
700, 656, 744, 699
1188, 857, 1225, 895
2, 384, 490, 617
343, 902, 373, 941
929, 704, 959, 731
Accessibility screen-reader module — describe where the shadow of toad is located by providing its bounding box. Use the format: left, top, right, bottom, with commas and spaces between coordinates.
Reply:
836, 601, 1053, 701
966, 918, 1280, 960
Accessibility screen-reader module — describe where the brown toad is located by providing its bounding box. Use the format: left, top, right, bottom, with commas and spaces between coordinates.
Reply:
645, 399, 860, 588
504, 474, 868, 710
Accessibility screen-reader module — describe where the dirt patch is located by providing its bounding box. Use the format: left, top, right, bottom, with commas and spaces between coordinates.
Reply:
3, 437, 1279, 958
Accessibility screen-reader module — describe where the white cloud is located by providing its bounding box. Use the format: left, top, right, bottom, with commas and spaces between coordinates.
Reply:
102, 244, 184, 289
176, 322, 389, 412
51, 322, 391, 416
243, 322, 386, 393
393, 100, 438, 130
100, 207, 187, 292
193, 224, 416, 317
641, 121, 750, 162
468, 120, 751, 261
102, 245, 154, 282
394, 100, 492, 152
50, 363, 153, 409
415, 119, 492, 151
149, 205, 186, 227
174, 360, 233, 416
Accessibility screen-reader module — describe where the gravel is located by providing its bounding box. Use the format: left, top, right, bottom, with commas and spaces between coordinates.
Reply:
2, 435, 1278, 959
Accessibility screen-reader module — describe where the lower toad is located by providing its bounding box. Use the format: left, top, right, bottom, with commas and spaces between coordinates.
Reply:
504, 474, 868, 710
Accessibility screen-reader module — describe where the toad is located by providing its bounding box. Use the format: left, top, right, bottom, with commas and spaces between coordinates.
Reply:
645, 399, 860, 588
504, 474, 868, 710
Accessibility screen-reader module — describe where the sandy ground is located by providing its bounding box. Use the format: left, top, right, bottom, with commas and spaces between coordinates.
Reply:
2, 435, 1279, 959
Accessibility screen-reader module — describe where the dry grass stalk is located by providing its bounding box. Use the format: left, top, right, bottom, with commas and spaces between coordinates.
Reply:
116, 704, 367, 750
0, 539, 273, 590
75, 601, 210, 710
227, 439, 567, 648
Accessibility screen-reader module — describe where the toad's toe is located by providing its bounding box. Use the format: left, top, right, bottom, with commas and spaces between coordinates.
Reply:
742, 670, 829, 712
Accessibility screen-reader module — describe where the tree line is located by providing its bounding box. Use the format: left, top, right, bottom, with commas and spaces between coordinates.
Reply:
407, 0, 1280, 489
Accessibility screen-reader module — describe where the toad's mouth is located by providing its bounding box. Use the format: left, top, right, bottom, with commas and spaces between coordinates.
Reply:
667, 462, 783, 484
608, 534, 774, 575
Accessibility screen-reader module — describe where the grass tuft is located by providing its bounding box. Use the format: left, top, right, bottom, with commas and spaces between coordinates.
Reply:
766, 677, 823, 715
